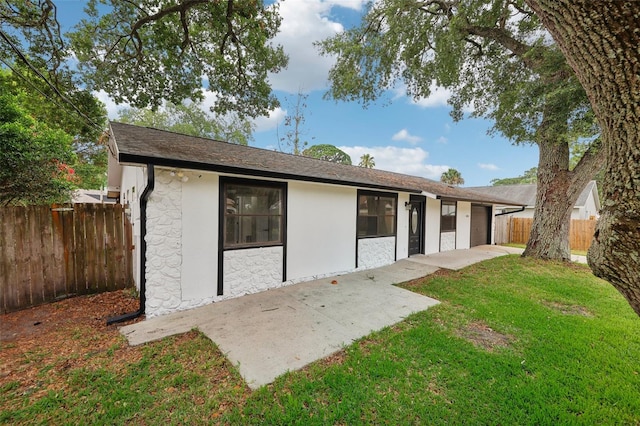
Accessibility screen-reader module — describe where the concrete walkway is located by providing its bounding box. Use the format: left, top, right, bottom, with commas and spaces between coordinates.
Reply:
119, 245, 522, 389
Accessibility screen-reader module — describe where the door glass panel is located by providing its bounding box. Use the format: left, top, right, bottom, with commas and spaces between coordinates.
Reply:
411, 208, 418, 233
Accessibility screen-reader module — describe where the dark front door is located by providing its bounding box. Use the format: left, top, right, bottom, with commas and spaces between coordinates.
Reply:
408, 196, 425, 256
470, 205, 491, 247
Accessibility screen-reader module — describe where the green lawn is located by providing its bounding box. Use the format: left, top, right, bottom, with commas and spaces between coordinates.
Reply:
2, 256, 639, 425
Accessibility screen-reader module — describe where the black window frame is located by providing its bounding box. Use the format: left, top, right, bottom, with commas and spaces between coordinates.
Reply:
441, 200, 457, 232
221, 178, 287, 250
357, 190, 398, 238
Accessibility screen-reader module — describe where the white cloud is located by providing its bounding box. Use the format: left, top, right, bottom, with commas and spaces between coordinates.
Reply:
93, 90, 127, 120
268, 0, 367, 93
411, 83, 452, 108
436, 136, 448, 144
392, 81, 451, 109
391, 129, 422, 144
478, 163, 499, 171
253, 107, 287, 132
338, 145, 449, 179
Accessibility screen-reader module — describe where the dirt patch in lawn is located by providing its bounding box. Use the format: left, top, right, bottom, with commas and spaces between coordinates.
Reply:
459, 321, 513, 352
1, 290, 141, 396
0, 290, 249, 417
543, 301, 593, 317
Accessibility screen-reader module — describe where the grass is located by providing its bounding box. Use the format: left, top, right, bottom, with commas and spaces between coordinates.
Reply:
2, 256, 639, 424
502, 243, 588, 256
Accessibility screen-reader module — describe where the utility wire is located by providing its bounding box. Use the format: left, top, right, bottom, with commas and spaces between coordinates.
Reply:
0, 29, 104, 132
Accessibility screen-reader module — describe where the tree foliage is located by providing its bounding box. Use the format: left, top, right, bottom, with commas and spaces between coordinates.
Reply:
0, 67, 108, 190
441, 168, 465, 186
491, 167, 537, 185
302, 145, 352, 165
279, 91, 312, 154
69, 0, 288, 118
359, 154, 375, 168
0, 92, 76, 205
118, 101, 254, 146
319, 0, 604, 261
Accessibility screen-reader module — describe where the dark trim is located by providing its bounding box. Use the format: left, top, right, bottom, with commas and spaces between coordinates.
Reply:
439, 199, 457, 251
356, 189, 399, 239
107, 164, 154, 325
218, 177, 288, 296
470, 204, 492, 246
281, 183, 288, 281
217, 180, 225, 296
355, 193, 359, 268
409, 195, 426, 255
119, 153, 422, 195
494, 206, 526, 216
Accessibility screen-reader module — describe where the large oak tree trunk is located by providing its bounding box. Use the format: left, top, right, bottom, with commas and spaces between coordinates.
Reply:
525, 0, 640, 315
524, 140, 572, 261
523, 111, 604, 261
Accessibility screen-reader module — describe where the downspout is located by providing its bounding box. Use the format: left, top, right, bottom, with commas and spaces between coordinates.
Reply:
494, 206, 525, 216
107, 164, 155, 325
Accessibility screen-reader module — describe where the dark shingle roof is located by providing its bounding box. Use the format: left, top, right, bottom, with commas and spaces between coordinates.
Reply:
109, 121, 521, 205
469, 181, 598, 208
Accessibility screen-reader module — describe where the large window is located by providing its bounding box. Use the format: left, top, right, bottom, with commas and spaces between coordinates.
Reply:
441, 201, 457, 232
357, 191, 397, 237
223, 180, 285, 248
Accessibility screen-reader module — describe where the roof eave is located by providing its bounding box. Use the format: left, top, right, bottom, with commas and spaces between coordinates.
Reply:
118, 152, 423, 195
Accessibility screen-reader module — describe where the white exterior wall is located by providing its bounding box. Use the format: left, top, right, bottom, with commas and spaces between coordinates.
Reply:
425, 198, 441, 254
181, 172, 218, 301
120, 165, 146, 290
224, 246, 283, 295
143, 169, 222, 317
456, 201, 471, 250
287, 182, 356, 282
489, 205, 496, 245
358, 237, 396, 269
571, 193, 599, 220
123, 164, 500, 318
145, 169, 184, 317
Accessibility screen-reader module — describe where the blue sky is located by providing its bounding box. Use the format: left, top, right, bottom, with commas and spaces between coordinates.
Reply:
56, 0, 539, 187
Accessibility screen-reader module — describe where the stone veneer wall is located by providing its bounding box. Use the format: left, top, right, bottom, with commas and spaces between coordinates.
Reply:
357, 236, 396, 269
440, 231, 456, 251
145, 171, 184, 317
223, 246, 284, 297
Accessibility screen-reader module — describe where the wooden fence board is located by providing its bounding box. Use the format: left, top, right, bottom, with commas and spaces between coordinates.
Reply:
73, 204, 87, 293
50, 206, 66, 298
84, 204, 98, 293
13, 208, 32, 309
1, 204, 133, 313
40, 205, 56, 302
27, 206, 45, 306
501, 216, 596, 252
62, 206, 76, 297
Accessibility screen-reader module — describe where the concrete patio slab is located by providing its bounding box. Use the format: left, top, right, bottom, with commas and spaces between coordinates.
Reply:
119, 245, 520, 389
410, 245, 524, 270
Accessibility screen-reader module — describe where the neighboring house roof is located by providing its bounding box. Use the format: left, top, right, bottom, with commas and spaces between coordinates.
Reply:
73, 189, 116, 204
108, 121, 522, 206
469, 181, 600, 210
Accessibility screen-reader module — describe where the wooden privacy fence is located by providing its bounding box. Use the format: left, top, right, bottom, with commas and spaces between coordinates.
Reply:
1, 203, 133, 313
495, 216, 597, 251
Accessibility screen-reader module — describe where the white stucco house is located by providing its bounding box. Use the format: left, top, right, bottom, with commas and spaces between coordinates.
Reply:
469, 181, 601, 220
107, 122, 520, 319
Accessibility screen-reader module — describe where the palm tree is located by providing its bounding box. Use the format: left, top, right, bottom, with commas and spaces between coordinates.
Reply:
440, 168, 465, 186
359, 153, 375, 168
